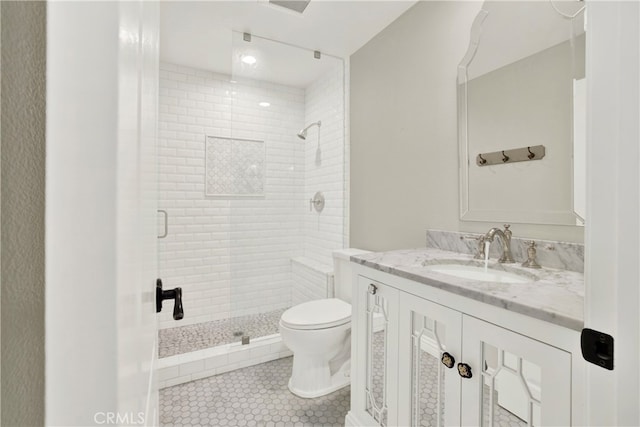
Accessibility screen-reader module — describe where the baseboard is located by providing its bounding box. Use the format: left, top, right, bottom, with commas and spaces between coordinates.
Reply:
345, 411, 367, 427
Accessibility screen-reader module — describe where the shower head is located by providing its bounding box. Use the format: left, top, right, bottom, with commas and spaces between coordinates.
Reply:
297, 121, 321, 140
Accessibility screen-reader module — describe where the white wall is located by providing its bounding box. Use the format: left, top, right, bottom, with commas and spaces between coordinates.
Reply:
157, 63, 305, 328
350, 1, 584, 252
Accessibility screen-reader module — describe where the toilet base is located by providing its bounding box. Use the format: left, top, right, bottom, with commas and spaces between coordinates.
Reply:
287, 360, 351, 398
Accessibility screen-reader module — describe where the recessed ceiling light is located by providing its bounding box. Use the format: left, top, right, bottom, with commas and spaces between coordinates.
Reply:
259, 102, 271, 107
241, 55, 257, 65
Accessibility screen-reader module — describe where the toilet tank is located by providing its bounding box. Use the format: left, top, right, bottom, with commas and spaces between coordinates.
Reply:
332, 249, 371, 304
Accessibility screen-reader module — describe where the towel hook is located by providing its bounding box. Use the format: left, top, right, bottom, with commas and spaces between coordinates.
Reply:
527, 146, 535, 159
478, 154, 487, 165
501, 151, 510, 162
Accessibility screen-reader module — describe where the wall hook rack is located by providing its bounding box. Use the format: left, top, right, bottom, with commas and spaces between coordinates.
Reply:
476, 145, 545, 167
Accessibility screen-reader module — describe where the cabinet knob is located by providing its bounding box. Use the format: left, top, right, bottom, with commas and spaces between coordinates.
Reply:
441, 352, 455, 369
457, 362, 473, 379
368, 284, 377, 295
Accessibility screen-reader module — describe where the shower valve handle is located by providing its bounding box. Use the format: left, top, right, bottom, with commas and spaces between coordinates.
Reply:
309, 192, 325, 213
156, 278, 184, 321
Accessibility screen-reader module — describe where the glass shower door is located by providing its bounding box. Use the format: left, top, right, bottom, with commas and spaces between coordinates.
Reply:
227, 31, 345, 344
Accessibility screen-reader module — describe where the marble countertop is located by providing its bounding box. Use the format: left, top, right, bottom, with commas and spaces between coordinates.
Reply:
351, 248, 584, 331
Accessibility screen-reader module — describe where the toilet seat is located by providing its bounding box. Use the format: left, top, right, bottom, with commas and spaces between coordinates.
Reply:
280, 298, 351, 330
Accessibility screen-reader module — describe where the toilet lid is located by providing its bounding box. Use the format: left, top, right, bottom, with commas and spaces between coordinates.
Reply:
281, 299, 351, 330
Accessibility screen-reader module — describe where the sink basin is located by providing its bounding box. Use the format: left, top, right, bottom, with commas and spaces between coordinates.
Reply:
424, 264, 532, 283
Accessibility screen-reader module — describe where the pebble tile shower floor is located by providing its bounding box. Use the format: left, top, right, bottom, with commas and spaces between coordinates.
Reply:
160, 357, 350, 427
159, 309, 287, 358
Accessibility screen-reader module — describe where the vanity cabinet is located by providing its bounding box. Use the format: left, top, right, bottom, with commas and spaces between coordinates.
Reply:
348, 271, 577, 427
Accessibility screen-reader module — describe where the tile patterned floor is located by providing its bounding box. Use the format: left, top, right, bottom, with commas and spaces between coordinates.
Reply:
415, 345, 445, 427
482, 386, 528, 427
160, 357, 350, 427
160, 324, 523, 427
159, 309, 287, 358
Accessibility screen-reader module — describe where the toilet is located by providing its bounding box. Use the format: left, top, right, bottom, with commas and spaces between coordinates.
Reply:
280, 249, 370, 398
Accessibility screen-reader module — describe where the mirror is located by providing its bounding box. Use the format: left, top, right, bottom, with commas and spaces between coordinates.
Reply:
458, 1, 586, 225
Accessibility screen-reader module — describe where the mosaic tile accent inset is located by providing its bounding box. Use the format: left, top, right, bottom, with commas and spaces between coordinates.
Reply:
160, 357, 350, 427
159, 309, 287, 358
205, 136, 265, 197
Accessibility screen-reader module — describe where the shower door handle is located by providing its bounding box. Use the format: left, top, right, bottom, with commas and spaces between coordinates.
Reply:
156, 279, 184, 320
157, 209, 168, 239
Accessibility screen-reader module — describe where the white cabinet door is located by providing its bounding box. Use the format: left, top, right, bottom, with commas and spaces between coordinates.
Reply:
351, 276, 400, 427
397, 292, 463, 427
460, 316, 572, 426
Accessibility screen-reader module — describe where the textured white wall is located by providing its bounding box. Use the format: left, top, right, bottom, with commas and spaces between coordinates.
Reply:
157, 62, 305, 328
1, 3, 46, 425
1, 6, 2, 420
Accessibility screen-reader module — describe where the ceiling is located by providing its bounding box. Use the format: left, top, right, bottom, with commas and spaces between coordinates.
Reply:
160, 1, 418, 87
467, 0, 585, 79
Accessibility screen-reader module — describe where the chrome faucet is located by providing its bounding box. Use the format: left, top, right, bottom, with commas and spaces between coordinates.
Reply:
483, 224, 515, 263
462, 234, 488, 259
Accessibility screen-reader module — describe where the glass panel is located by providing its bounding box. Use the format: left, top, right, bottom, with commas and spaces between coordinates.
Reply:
481, 342, 542, 427
410, 312, 446, 427
157, 25, 345, 356
228, 31, 346, 340
366, 291, 388, 426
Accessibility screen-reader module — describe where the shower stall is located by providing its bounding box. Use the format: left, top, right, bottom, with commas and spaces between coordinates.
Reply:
156, 32, 346, 386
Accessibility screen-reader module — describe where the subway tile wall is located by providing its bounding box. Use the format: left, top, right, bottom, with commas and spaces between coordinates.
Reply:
158, 62, 305, 328
158, 61, 346, 330
226, 75, 307, 318
304, 64, 346, 267
291, 257, 334, 306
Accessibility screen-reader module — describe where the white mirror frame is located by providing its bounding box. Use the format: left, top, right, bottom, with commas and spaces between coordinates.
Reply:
457, 6, 580, 225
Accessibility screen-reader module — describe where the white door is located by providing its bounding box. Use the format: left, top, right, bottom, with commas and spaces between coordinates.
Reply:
46, 2, 160, 425
584, 2, 640, 425
117, 1, 161, 423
